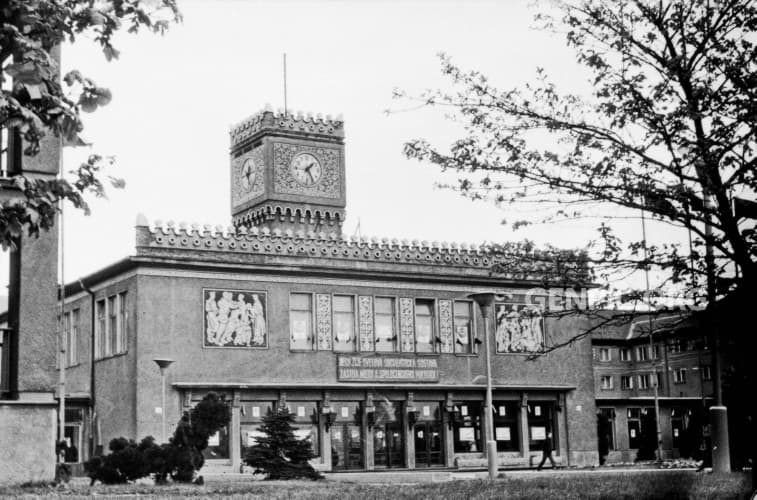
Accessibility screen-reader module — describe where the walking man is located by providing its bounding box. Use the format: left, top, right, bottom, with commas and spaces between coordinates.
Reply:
537, 431, 557, 470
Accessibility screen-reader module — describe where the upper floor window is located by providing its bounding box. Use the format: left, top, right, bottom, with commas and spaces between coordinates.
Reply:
95, 293, 128, 360
621, 375, 633, 390
414, 299, 436, 353
599, 348, 611, 362
63, 309, 80, 367
636, 346, 648, 361
374, 297, 397, 352
333, 295, 356, 352
651, 344, 660, 359
600, 375, 613, 390
453, 301, 474, 354
638, 374, 650, 390
289, 293, 314, 351
619, 348, 631, 361
702, 366, 712, 381
673, 368, 687, 384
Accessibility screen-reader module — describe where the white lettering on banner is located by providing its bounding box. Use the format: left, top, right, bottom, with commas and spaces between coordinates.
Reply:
336, 355, 439, 382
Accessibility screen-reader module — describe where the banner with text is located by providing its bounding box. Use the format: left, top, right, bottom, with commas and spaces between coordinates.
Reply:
337, 355, 440, 383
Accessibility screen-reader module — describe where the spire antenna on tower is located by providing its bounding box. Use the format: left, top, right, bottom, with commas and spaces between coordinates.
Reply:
283, 53, 288, 116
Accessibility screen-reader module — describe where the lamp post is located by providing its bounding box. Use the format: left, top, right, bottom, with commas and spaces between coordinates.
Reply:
469, 292, 498, 480
154, 358, 174, 443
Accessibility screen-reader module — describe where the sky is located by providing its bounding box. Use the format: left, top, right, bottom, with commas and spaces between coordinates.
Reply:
45, 0, 669, 285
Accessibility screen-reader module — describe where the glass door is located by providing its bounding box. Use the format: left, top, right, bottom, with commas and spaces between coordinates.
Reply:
331, 402, 363, 470
373, 400, 404, 468
414, 402, 443, 467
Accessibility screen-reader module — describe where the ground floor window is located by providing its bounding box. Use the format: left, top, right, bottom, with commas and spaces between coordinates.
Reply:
527, 402, 556, 450
63, 407, 84, 463
287, 401, 320, 457
452, 401, 482, 453
203, 425, 230, 460
493, 401, 519, 452
240, 401, 274, 458
627, 407, 655, 450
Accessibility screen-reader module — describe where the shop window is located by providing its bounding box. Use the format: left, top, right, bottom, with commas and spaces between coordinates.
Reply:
671, 407, 685, 449
599, 348, 611, 362
414, 299, 436, 353
240, 401, 274, 458
636, 346, 648, 361
621, 375, 633, 390
290, 293, 314, 350
286, 401, 320, 457
203, 426, 230, 460
619, 348, 631, 361
333, 295, 356, 352
702, 366, 712, 381
527, 402, 556, 450
597, 408, 616, 451
627, 407, 655, 450
452, 402, 482, 453
638, 374, 650, 390
600, 375, 613, 390
374, 297, 397, 352
674, 368, 687, 384
453, 301, 474, 354
493, 401, 519, 452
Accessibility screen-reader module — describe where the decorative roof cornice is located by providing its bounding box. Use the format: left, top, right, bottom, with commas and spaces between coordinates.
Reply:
229, 105, 344, 149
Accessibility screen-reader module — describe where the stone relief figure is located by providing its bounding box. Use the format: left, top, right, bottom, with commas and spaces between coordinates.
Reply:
250, 294, 267, 345
203, 290, 267, 348
495, 303, 544, 353
205, 291, 219, 343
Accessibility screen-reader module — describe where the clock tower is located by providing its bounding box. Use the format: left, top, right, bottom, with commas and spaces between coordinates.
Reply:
229, 106, 346, 235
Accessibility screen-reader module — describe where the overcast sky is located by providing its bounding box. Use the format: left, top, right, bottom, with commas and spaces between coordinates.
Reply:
45, 0, 670, 286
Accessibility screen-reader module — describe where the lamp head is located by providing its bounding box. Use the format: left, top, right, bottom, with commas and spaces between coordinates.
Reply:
153, 358, 175, 373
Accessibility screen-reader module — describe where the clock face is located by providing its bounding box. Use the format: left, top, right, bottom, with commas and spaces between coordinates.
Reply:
289, 152, 323, 186
240, 157, 256, 191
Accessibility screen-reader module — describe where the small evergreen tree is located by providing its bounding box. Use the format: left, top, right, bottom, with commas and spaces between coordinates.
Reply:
243, 406, 322, 480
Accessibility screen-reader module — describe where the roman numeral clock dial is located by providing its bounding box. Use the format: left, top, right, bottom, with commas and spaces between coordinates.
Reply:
290, 152, 323, 187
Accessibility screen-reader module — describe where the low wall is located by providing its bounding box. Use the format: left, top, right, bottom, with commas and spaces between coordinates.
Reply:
0, 398, 56, 485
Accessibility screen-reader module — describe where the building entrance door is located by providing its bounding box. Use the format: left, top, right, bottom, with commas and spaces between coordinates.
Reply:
331, 402, 363, 470
373, 400, 404, 468
414, 402, 444, 467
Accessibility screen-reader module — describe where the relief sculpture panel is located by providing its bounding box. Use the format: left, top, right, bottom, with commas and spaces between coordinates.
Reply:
204, 289, 267, 348
438, 299, 454, 353
316, 293, 333, 350
494, 303, 545, 353
358, 295, 374, 352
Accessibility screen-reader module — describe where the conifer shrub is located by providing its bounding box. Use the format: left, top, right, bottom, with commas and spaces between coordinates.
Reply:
243, 406, 323, 480
84, 392, 231, 484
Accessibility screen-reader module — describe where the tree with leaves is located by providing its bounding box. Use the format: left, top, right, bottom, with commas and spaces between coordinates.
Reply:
398, 0, 756, 484
244, 406, 322, 481
0, 0, 181, 248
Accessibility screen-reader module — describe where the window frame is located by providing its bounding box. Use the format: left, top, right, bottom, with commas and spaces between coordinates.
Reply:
619, 348, 631, 361
332, 294, 357, 353
600, 375, 613, 390
453, 300, 475, 355
413, 298, 438, 354
673, 368, 687, 384
374, 296, 398, 353
117, 292, 128, 354
621, 375, 634, 390
289, 292, 315, 351
638, 373, 650, 390
702, 365, 712, 381
636, 346, 648, 361
599, 347, 611, 362
95, 299, 106, 359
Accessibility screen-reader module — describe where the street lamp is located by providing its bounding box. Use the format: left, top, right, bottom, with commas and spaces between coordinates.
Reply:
468, 292, 498, 481
153, 358, 174, 443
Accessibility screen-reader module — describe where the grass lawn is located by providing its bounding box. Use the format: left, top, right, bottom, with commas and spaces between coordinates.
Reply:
0, 471, 752, 499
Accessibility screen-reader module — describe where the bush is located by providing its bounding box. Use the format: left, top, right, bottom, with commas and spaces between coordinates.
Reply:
243, 406, 322, 480
85, 392, 231, 484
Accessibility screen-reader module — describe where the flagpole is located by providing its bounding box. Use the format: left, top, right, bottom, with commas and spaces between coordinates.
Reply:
639, 203, 662, 462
